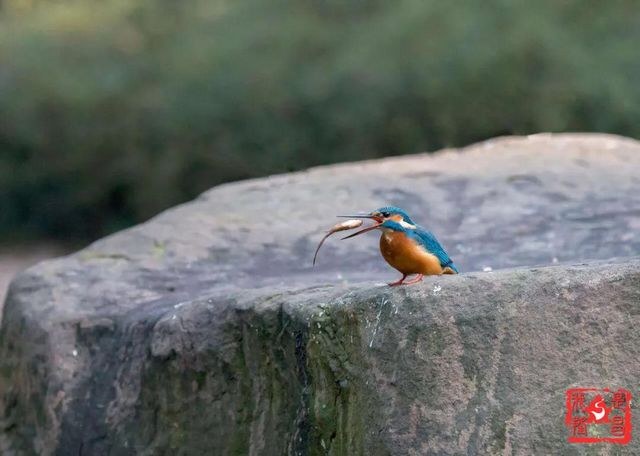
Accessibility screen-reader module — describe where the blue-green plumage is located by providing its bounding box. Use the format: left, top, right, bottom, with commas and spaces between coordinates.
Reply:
375, 206, 416, 224
379, 219, 458, 273
410, 229, 458, 273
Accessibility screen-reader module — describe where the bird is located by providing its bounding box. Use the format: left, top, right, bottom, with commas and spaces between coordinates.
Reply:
339, 206, 458, 286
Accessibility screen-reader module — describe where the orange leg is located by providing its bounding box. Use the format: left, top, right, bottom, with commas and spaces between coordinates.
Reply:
388, 274, 408, 287
403, 274, 424, 285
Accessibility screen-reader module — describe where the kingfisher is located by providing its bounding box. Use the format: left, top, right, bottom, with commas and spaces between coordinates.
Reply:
340, 206, 458, 286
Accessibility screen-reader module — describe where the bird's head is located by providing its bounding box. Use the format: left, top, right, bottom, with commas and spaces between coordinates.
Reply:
338, 206, 417, 239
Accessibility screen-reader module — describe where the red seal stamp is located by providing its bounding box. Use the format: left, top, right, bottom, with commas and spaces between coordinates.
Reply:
566, 388, 632, 444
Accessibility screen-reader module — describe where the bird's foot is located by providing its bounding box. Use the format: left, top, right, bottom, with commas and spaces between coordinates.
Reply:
403, 274, 424, 285
387, 274, 408, 287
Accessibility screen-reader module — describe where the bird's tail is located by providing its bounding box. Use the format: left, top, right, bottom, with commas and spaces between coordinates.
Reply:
442, 261, 458, 274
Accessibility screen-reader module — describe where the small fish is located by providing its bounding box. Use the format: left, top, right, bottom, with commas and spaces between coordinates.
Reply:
313, 219, 364, 265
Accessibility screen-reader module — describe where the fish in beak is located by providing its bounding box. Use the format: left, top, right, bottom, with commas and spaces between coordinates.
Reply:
337, 213, 383, 239
312, 219, 364, 265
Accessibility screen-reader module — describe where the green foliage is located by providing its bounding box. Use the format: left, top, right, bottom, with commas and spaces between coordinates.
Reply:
1, 0, 639, 239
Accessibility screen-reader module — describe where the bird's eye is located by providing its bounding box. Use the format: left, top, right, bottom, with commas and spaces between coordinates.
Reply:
380, 211, 390, 218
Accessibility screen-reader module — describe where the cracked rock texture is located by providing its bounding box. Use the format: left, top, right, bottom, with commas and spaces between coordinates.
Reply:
1, 134, 640, 455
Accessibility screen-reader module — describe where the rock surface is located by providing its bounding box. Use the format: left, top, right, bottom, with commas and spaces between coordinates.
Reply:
0, 245, 65, 316
1, 133, 640, 455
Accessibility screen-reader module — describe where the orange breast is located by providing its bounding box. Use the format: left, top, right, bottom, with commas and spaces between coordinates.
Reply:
379, 231, 444, 275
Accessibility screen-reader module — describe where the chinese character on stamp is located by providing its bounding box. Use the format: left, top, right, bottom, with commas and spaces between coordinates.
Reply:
566, 388, 631, 444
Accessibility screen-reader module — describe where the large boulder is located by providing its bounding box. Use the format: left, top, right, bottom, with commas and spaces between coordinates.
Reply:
1, 134, 640, 455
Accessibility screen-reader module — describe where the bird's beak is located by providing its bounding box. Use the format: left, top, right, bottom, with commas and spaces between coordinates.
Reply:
340, 221, 382, 239
337, 213, 372, 218
337, 213, 384, 222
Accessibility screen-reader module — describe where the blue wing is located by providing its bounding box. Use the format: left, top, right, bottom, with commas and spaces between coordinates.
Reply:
408, 228, 458, 273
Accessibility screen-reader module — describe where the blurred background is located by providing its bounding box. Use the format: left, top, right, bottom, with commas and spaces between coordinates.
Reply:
0, 0, 639, 295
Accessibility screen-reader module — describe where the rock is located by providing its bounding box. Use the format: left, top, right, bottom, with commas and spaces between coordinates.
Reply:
0, 245, 65, 313
2, 133, 640, 455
